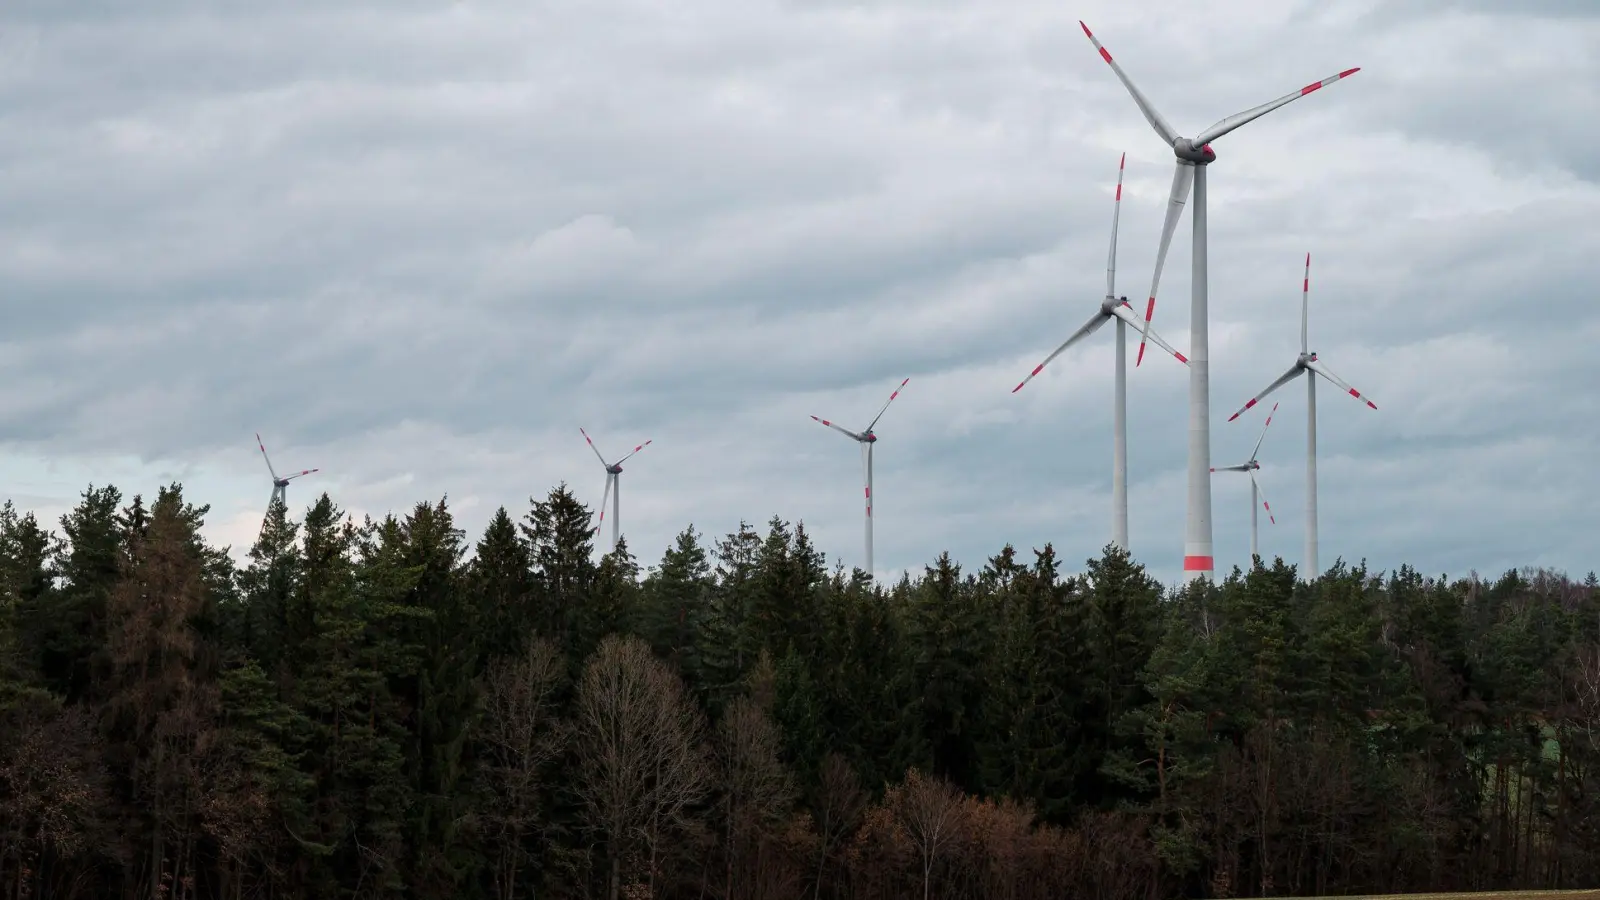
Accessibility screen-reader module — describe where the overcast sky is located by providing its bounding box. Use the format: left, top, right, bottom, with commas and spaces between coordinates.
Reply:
2, 0, 1596, 586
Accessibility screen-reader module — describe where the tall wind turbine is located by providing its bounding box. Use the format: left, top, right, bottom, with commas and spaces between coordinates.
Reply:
1211, 402, 1279, 562
1225, 253, 1378, 581
1012, 153, 1190, 551
1078, 21, 1358, 582
256, 432, 318, 513
810, 377, 909, 578
580, 427, 651, 555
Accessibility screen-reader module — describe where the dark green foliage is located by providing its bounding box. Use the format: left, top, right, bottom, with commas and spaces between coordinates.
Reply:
3, 478, 1600, 900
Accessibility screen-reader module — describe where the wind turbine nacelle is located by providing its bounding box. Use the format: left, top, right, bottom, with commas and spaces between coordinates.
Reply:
1175, 141, 1217, 164
863, 432, 878, 443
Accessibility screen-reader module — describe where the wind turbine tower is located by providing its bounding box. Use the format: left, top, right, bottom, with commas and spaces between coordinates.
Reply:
1079, 21, 1359, 582
581, 427, 652, 555
256, 432, 318, 514
1012, 153, 1190, 551
810, 377, 909, 578
1226, 254, 1378, 580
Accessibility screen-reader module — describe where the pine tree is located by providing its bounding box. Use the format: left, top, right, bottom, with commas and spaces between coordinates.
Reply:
232, 495, 302, 673
99, 484, 223, 900
696, 522, 764, 715
522, 484, 598, 656
39, 485, 123, 701
911, 552, 991, 787
1078, 543, 1165, 806
577, 537, 642, 665
0, 502, 54, 710
639, 526, 715, 684
467, 506, 540, 661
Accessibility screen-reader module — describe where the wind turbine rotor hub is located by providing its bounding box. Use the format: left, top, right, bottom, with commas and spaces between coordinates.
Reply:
864, 432, 877, 443
1101, 295, 1122, 314
1174, 140, 1216, 164
608, 464, 623, 474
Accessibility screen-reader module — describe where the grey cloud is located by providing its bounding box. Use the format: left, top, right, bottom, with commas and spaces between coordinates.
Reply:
0, 0, 1596, 584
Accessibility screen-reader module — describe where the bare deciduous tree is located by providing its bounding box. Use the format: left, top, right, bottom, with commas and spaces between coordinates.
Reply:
810, 752, 864, 900
572, 634, 710, 900
716, 694, 795, 900
480, 636, 567, 900
893, 768, 966, 900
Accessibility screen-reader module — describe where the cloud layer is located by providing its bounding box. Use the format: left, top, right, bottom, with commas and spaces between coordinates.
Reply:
2, 0, 1596, 584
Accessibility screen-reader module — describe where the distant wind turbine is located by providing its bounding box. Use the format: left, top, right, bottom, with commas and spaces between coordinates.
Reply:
256, 432, 318, 515
1211, 402, 1279, 562
810, 377, 909, 578
581, 427, 651, 554
1011, 152, 1190, 551
1225, 254, 1378, 581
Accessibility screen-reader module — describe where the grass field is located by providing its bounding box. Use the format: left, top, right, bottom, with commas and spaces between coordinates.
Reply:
1294, 892, 1600, 900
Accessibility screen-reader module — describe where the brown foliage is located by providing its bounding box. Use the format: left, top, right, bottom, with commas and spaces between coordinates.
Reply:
0, 702, 108, 895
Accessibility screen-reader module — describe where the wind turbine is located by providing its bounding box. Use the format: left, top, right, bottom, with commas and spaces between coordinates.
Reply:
580, 427, 651, 555
1225, 253, 1377, 581
1012, 152, 1190, 551
1211, 402, 1279, 562
1078, 21, 1359, 582
255, 432, 318, 514
810, 377, 909, 578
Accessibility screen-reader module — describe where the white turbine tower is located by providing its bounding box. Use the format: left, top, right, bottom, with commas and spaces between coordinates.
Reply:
580, 427, 652, 555
1012, 152, 1190, 551
255, 432, 318, 515
1225, 253, 1378, 581
810, 377, 909, 578
1211, 402, 1279, 562
1079, 21, 1359, 582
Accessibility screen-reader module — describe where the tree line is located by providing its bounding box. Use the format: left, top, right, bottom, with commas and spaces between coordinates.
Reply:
1, 481, 1598, 899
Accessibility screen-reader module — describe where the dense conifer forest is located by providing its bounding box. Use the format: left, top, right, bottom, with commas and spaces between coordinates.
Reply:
2, 482, 1599, 900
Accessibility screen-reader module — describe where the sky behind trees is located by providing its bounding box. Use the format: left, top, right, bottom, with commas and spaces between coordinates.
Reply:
1, 0, 1596, 583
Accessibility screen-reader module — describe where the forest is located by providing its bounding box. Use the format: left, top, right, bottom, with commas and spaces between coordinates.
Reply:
1, 481, 1598, 900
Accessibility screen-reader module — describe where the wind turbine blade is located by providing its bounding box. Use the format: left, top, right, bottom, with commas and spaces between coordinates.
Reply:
811, 416, 865, 442
864, 377, 909, 433
1106, 152, 1125, 300
1012, 311, 1111, 393
579, 427, 611, 467
1136, 162, 1194, 367
1226, 364, 1304, 422
614, 440, 652, 465
594, 473, 613, 535
1301, 252, 1311, 355
255, 432, 280, 482
1192, 67, 1361, 146
1079, 22, 1179, 146
1307, 359, 1378, 410
1249, 471, 1277, 525
1249, 402, 1280, 461
1112, 303, 1188, 365
1210, 464, 1253, 472
282, 468, 320, 482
